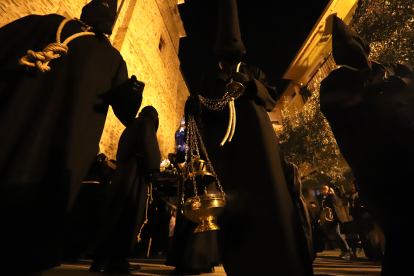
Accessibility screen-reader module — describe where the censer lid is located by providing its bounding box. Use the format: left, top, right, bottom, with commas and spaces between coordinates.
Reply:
183, 158, 215, 181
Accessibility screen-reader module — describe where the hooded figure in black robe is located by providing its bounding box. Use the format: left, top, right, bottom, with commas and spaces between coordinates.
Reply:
91, 106, 161, 274
176, 1, 314, 275
282, 159, 314, 261
320, 15, 414, 275
0, 1, 144, 274
63, 153, 111, 262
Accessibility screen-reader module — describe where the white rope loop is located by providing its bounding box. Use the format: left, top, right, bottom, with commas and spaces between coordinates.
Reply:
228, 100, 237, 142
220, 99, 234, 146
19, 18, 94, 72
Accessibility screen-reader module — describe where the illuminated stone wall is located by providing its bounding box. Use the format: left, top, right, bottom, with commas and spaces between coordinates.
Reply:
0, 0, 189, 161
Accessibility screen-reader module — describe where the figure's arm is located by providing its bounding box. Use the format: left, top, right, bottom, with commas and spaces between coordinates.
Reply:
0, 15, 42, 51
387, 63, 414, 90
138, 118, 161, 174
320, 68, 370, 115
254, 68, 280, 111
232, 68, 278, 111
0, 15, 43, 74
104, 59, 145, 127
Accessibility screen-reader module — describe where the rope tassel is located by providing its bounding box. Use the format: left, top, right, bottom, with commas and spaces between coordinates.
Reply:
200, 62, 244, 147
229, 99, 236, 142
220, 98, 236, 146
19, 18, 94, 72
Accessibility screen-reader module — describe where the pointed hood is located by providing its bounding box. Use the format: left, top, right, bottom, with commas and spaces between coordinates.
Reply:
214, 0, 246, 63
81, 0, 118, 35
139, 106, 159, 132
330, 15, 371, 70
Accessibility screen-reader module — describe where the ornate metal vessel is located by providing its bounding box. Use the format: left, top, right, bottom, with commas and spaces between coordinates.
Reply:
183, 158, 215, 185
181, 116, 226, 233
183, 194, 226, 233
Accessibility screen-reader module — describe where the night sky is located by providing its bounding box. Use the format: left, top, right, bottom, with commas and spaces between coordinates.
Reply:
178, 0, 331, 94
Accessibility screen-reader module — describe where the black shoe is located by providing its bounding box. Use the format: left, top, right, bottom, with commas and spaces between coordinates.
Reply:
200, 267, 215, 273
89, 260, 104, 272
172, 267, 201, 275
104, 261, 132, 275
128, 263, 141, 271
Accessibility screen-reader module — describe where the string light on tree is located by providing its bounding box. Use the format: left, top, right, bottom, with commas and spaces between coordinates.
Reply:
275, 0, 414, 183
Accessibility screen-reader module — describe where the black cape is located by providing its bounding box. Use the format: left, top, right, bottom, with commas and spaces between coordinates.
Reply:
320, 62, 414, 275
282, 160, 314, 261
63, 154, 111, 261
0, 15, 141, 274
194, 63, 314, 276
93, 116, 161, 262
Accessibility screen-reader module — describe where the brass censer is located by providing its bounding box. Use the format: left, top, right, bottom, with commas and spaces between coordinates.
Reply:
181, 115, 226, 233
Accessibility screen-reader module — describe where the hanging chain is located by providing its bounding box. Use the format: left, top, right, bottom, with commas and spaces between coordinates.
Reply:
181, 115, 226, 211
189, 117, 199, 199
198, 76, 244, 146
192, 117, 226, 198
198, 79, 244, 111
182, 116, 201, 204
182, 119, 191, 208
199, 92, 231, 111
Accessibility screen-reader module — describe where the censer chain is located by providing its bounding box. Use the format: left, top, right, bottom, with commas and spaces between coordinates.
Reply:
183, 116, 200, 203
181, 116, 225, 211
191, 116, 226, 197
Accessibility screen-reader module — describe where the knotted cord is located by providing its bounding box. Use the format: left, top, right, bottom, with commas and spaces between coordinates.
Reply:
19, 18, 95, 72
137, 183, 153, 243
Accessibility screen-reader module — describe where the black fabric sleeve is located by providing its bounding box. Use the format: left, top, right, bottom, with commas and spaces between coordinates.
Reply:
107, 60, 143, 127
388, 63, 414, 90
328, 194, 344, 223
320, 68, 368, 115
0, 15, 42, 51
324, 194, 334, 209
135, 118, 161, 173
116, 117, 161, 172
252, 68, 278, 112
115, 128, 131, 163
0, 15, 44, 75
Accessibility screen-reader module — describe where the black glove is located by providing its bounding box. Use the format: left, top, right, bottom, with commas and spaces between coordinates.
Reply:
232, 72, 258, 97
130, 75, 146, 93
385, 75, 407, 90
106, 75, 145, 100
232, 72, 253, 85
185, 95, 201, 119
105, 75, 145, 127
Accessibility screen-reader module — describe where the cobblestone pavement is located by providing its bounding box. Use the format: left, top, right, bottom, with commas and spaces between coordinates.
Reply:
42, 250, 381, 276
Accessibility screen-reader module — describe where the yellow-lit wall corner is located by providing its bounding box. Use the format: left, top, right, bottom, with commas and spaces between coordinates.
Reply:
0, 0, 190, 161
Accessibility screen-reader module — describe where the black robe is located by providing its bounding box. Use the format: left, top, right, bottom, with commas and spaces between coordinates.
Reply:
166, 181, 221, 271
282, 160, 314, 261
63, 154, 111, 261
0, 15, 141, 274
320, 63, 414, 275
93, 116, 161, 263
194, 63, 314, 276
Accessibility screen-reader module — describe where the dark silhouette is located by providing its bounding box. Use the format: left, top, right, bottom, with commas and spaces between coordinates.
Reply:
0, 1, 144, 274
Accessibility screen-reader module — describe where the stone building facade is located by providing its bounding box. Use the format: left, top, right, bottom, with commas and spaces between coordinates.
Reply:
0, 0, 189, 160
